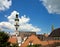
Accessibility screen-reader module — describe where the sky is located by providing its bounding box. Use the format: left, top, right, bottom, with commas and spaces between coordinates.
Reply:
0, 0, 60, 34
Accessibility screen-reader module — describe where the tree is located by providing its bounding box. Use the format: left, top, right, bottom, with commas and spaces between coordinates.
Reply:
0, 31, 10, 47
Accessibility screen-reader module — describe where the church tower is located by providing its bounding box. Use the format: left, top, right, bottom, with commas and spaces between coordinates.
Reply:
15, 14, 19, 36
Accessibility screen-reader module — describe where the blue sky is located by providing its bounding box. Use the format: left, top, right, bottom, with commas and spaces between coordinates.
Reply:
0, 0, 60, 34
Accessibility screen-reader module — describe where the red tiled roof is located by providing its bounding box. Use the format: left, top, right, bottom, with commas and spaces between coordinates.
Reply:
21, 34, 60, 47
21, 34, 42, 47
8, 35, 60, 47
8, 37, 17, 43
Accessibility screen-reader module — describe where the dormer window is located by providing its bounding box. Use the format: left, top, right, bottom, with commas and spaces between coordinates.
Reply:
29, 41, 33, 45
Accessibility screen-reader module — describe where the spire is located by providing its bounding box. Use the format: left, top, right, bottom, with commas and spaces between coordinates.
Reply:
52, 24, 54, 31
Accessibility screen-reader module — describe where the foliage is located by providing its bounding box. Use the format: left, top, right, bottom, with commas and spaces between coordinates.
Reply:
10, 43, 19, 47
0, 31, 10, 47
0, 31, 19, 47
27, 44, 42, 47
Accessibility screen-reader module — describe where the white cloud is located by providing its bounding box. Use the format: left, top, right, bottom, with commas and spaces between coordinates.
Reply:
41, 0, 60, 14
0, 22, 15, 31
19, 24, 41, 32
0, 0, 12, 11
8, 11, 30, 24
8, 11, 19, 24
19, 15, 30, 24
0, 11, 41, 32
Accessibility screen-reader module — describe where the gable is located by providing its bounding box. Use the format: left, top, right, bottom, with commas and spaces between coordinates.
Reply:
21, 35, 42, 47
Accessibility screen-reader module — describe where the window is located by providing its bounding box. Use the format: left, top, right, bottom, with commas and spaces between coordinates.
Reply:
29, 41, 33, 45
